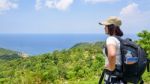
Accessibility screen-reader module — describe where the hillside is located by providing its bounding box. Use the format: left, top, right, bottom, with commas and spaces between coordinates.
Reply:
0, 41, 105, 84
71, 42, 104, 49
0, 48, 28, 60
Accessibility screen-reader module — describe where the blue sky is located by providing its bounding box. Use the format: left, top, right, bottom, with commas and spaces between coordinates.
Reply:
0, 0, 150, 34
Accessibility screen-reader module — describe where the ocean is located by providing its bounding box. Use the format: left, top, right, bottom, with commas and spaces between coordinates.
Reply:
0, 34, 139, 55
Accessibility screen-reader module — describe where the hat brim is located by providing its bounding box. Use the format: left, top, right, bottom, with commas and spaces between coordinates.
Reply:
99, 21, 110, 26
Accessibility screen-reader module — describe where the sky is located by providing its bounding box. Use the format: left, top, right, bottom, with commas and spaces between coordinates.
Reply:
0, 0, 150, 34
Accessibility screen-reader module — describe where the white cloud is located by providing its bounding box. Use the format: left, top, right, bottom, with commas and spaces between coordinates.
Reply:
0, 0, 18, 13
35, 0, 74, 11
119, 3, 150, 34
55, 0, 73, 10
35, 0, 43, 11
45, 0, 56, 9
84, 0, 119, 4
120, 3, 140, 16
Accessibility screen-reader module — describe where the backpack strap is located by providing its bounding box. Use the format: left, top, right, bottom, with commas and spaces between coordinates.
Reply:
114, 36, 124, 73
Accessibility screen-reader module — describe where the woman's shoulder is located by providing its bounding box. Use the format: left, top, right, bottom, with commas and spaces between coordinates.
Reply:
106, 36, 118, 41
106, 36, 120, 45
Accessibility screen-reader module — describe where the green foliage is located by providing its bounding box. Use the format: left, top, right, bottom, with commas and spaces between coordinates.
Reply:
0, 42, 104, 84
136, 30, 150, 82
137, 30, 150, 58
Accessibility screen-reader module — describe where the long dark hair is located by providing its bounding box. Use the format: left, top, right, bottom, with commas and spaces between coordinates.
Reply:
107, 24, 123, 36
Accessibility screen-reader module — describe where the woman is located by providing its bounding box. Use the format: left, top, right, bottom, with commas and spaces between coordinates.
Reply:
99, 16, 125, 84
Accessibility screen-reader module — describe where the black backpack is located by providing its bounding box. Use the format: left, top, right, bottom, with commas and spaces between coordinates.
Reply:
117, 37, 150, 83
99, 36, 150, 84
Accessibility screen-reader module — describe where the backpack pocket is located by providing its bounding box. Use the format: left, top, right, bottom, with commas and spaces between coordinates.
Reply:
123, 63, 139, 83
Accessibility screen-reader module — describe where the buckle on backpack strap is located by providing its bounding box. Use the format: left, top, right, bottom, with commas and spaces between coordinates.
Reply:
104, 73, 121, 83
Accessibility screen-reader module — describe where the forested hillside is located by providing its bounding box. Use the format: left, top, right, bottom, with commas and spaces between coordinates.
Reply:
0, 48, 25, 60
0, 30, 150, 84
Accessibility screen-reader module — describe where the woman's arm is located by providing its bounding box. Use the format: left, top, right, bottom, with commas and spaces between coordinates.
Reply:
106, 44, 116, 71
